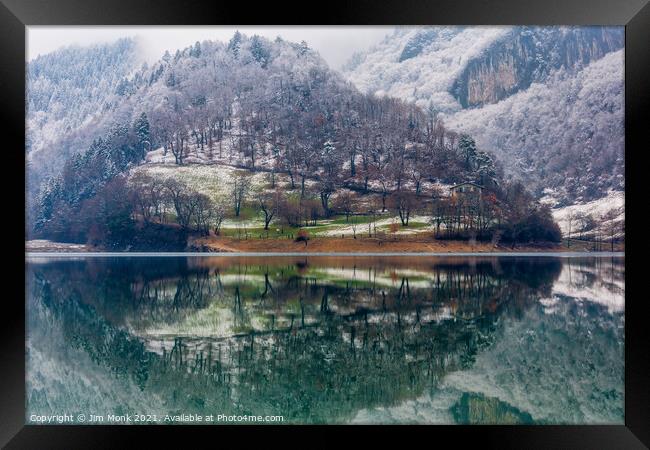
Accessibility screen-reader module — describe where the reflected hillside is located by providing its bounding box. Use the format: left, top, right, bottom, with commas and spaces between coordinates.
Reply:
550, 257, 625, 313
26, 256, 623, 424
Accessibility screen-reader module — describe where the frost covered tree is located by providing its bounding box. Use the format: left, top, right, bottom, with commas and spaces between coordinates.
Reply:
228, 31, 242, 57
458, 134, 478, 172
133, 112, 151, 160
250, 35, 270, 68
28, 30, 562, 246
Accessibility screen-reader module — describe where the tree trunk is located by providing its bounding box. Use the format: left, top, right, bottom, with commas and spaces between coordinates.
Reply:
320, 192, 330, 215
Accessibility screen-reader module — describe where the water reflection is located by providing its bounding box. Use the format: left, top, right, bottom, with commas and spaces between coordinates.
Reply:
26, 256, 624, 424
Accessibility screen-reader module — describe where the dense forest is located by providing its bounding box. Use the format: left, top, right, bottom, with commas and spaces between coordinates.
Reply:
30, 33, 561, 250
343, 26, 624, 204
27, 39, 140, 195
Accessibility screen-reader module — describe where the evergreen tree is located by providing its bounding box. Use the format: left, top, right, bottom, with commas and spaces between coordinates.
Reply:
165, 71, 177, 87
190, 41, 201, 58
458, 134, 478, 172
250, 35, 271, 68
35, 177, 61, 230
228, 31, 242, 57
133, 112, 151, 160
475, 151, 498, 187
298, 40, 309, 56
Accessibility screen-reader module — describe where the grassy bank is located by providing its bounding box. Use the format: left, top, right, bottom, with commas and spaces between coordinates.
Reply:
188, 235, 624, 254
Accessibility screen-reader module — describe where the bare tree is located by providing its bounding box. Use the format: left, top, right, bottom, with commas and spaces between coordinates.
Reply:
565, 210, 574, 248
163, 178, 194, 229
211, 201, 227, 236
192, 192, 213, 235
574, 212, 596, 241
333, 191, 356, 222
390, 189, 417, 226
257, 189, 280, 231
601, 209, 622, 252
317, 180, 336, 217
130, 172, 166, 223
230, 171, 252, 217
430, 186, 445, 237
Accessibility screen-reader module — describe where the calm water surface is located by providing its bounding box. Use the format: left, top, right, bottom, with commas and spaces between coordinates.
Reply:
26, 255, 624, 424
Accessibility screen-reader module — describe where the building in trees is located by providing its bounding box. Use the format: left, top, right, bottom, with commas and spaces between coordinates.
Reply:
450, 181, 484, 200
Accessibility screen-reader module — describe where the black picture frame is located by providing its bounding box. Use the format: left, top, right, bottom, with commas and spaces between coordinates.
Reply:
3, 0, 648, 447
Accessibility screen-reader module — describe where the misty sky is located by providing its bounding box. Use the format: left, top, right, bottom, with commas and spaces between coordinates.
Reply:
27, 26, 394, 69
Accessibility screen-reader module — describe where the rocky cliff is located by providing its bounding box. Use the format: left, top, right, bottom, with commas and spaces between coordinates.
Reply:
452, 27, 624, 108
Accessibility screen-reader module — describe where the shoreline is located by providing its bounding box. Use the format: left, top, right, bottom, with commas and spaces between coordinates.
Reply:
26, 251, 625, 258
26, 237, 624, 256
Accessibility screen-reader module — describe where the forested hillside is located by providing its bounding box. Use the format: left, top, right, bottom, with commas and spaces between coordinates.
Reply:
27, 38, 141, 195
28, 33, 565, 250
343, 26, 624, 205
447, 50, 624, 204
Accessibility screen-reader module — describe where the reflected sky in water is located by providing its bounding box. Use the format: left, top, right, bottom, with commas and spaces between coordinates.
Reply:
26, 255, 624, 424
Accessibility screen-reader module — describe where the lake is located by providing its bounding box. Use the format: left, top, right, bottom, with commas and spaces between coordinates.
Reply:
25, 255, 624, 424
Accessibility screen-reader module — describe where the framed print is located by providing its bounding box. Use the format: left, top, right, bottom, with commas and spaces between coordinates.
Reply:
3, 0, 648, 447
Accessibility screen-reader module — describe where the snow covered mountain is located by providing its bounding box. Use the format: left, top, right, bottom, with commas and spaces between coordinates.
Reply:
342, 26, 512, 113
343, 26, 624, 205
27, 38, 143, 200
447, 50, 624, 204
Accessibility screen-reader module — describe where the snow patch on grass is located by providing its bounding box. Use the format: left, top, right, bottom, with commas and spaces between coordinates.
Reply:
133, 162, 269, 200
318, 215, 434, 237
551, 190, 624, 237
